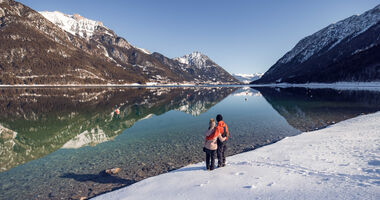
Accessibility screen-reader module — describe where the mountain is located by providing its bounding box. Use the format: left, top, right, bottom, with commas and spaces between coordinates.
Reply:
233, 73, 263, 84
254, 4, 380, 84
38, 10, 178, 84
39, 11, 105, 40
173, 52, 239, 84
0, 0, 146, 85
0, 0, 238, 85
39, 11, 239, 84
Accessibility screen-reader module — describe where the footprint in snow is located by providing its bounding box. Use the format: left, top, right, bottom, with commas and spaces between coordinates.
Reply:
198, 180, 210, 187
321, 178, 330, 182
236, 161, 250, 165
267, 182, 275, 186
243, 185, 256, 189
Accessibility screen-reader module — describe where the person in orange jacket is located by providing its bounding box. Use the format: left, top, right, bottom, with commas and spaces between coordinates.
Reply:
215, 114, 229, 167
206, 114, 229, 167
204, 118, 226, 170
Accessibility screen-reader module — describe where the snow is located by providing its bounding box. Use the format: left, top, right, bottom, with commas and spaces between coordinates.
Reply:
94, 111, 380, 200
233, 73, 263, 79
233, 73, 263, 84
252, 82, 380, 91
1, 82, 380, 90
0, 83, 205, 88
278, 4, 380, 64
352, 43, 376, 55
145, 82, 158, 86
39, 11, 152, 59
39, 11, 105, 40
98, 44, 116, 62
134, 46, 151, 54
73, 68, 107, 82
174, 51, 212, 68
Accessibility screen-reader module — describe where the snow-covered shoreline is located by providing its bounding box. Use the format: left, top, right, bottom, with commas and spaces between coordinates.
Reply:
94, 112, 380, 200
0, 83, 239, 88
1, 82, 380, 90
252, 82, 380, 91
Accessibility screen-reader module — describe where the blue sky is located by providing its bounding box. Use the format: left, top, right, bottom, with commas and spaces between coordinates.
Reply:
19, 0, 380, 74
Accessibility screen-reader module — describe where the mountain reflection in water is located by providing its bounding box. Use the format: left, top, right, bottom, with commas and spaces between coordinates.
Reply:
1, 86, 379, 200
0, 87, 236, 172
254, 87, 380, 131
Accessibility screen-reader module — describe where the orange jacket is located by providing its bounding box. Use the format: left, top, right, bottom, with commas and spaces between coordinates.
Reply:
204, 128, 226, 150
206, 121, 229, 141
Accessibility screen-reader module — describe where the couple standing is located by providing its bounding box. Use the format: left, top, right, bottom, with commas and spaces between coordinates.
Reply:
203, 114, 229, 170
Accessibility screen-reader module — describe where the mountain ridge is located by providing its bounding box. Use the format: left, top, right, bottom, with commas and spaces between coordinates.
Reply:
254, 4, 380, 84
0, 1, 239, 85
39, 10, 239, 84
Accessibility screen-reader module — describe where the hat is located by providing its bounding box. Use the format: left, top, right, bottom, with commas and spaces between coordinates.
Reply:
216, 114, 223, 122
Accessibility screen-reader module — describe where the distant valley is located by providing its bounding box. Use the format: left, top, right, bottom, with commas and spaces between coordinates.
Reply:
233, 73, 263, 84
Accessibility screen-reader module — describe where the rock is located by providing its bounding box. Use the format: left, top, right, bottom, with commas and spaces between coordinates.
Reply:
0, 8, 5, 18
105, 167, 121, 175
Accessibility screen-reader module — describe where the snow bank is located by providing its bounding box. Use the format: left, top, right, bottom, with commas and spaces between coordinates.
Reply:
95, 112, 380, 200
0, 83, 233, 88
252, 82, 380, 91
1, 82, 379, 90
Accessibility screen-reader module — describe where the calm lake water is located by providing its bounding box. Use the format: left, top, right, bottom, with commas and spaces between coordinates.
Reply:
0, 86, 379, 199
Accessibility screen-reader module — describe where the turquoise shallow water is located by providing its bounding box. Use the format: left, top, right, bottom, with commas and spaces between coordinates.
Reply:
0, 86, 379, 199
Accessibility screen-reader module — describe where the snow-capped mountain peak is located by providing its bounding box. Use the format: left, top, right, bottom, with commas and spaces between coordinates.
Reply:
39, 11, 106, 40
172, 51, 239, 83
174, 51, 212, 68
277, 4, 380, 65
233, 73, 264, 79
233, 73, 263, 84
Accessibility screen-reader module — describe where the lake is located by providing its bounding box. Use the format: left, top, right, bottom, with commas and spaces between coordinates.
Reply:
0, 86, 379, 199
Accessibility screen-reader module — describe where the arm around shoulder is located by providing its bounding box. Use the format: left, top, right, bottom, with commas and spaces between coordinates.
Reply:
217, 134, 226, 142
205, 128, 214, 137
